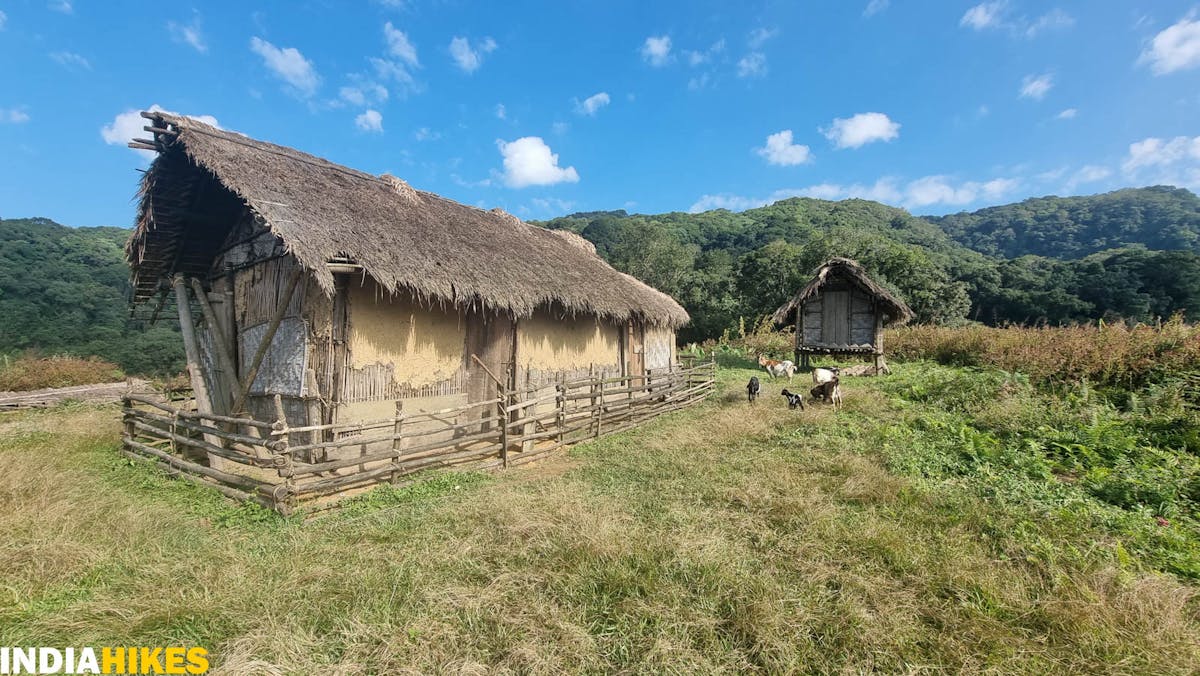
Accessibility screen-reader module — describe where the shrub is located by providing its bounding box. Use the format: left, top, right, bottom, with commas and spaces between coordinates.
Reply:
0, 354, 124, 391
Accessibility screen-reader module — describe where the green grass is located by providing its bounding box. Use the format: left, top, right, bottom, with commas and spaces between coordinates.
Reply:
0, 366, 1197, 673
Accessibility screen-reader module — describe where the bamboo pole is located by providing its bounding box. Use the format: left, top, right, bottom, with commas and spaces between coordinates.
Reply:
231, 268, 304, 415
172, 276, 220, 447
189, 277, 242, 409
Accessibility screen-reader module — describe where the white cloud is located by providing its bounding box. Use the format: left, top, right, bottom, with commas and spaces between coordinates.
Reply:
688, 174, 1019, 213
757, 130, 813, 166
101, 104, 220, 159
250, 37, 319, 97
574, 92, 610, 116
960, 2, 1006, 30
414, 127, 440, 141
0, 107, 30, 124
747, 27, 778, 49
167, 16, 207, 53
1026, 9, 1074, 37
1056, 107, 1077, 119
369, 56, 417, 89
640, 35, 672, 67
822, 112, 900, 149
49, 51, 90, 70
449, 36, 497, 73
48, 1, 72, 14
1140, 15, 1200, 75
551, 121, 569, 135
496, 136, 579, 188
863, 0, 889, 17
1064, 164, 1111, 191
737, 52, 767, 78
495, 103, 507, 119
685, 39, 724, 66
355, 109, 383, 133
529, 197, 576, 214
1122, 136, 1200, 181
338, 81, 388, 107
688, 73, 712, 90
1019, 73, 1053, 100
0, 10, 8, 30
384, 22, 419, 67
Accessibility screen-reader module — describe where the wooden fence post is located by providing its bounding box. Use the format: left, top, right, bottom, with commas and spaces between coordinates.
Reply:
595, 379, 605, 438
391, 400, 404, 483
272, 394, 294, 515
555, 384, 566, 446
498, 382, 509, 468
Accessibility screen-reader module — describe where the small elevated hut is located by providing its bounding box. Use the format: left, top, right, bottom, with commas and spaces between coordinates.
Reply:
120, 111, 712, 512
772, 258, 913, 372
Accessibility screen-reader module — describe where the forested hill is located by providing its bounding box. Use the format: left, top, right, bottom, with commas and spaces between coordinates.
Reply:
0, 218, 182, 374
537, 188, 1200, 338
925, 186, 1200, 259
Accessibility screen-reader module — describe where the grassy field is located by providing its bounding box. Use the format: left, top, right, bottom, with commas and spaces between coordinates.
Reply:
1, 360, 1197, 673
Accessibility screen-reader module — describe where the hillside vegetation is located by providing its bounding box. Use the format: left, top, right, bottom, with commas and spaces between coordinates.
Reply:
0, 218, 182, 375
928, 186, 1200, 259
1, 349, 1197, 672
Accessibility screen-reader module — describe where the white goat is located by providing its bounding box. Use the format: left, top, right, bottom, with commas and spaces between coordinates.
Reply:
757, 354, 796, 380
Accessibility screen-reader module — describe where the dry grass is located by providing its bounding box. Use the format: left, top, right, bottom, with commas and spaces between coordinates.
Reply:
887, 319, 1200, 387
0, 369, 1197, 673
0, 355, 124, 392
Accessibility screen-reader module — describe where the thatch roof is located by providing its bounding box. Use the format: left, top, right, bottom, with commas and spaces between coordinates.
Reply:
126, 112, 688, 328
771, 257, 914, 326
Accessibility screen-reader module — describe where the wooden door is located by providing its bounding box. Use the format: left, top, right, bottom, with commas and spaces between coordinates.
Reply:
821, 291, 850, 346
626, 321, 645, 385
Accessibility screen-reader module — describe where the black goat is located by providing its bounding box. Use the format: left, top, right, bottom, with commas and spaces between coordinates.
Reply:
747, 376, 761, 403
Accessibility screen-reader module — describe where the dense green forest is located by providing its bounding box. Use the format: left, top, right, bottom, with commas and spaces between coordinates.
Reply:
0, 218, 183, 376
3, 186, 1200, 375
538, 186, 1200, 342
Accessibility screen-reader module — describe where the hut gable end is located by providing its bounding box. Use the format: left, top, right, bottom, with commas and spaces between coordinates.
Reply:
772, 257, 914, 332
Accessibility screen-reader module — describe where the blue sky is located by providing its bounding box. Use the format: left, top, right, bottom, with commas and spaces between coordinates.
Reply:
1, 1, 1199, 228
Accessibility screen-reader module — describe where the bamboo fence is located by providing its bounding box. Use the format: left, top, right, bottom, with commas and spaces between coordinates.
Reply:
121, 358, 716, 514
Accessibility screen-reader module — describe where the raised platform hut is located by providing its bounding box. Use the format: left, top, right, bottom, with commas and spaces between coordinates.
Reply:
120, 111, 712, 513
771, 257, 914, 372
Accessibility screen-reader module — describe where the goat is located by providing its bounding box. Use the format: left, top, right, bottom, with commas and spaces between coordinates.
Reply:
780, 388, 805, 410
810, 377, 842, 409
758, 354, 796, 380
747, 376, 761, 404
812, 366, 840, 386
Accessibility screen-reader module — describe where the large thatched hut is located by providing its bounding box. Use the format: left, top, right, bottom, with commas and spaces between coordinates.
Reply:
772, 257, 913, 371
126, 111, 689, 455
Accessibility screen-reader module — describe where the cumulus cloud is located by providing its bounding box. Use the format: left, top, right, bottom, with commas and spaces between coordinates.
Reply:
355, 109, 383, 132
48, 1, 72, 14
101, 104, 220, 159
250, 37, 320, 97
747, 27, 778, 49
822, 112, 900, 149
1057, 108, 1077, 119
1019, 73, 1053, 100
684, 39, 724, 66
167, 16, 207, 53
737, 52, 767, 78
495, 103, 507, 119
573, 92, 610, 116
640, 35, 672, 66
960, 2, 1006, 30
1140, 14, 1200, 75
49, 51, 90, 70
449, 36, 497, 73
384, 22, 419, 67
756, 130, 813, 166
338, 81, 388, 107
689, 174, 1018, 213
0, 107, 30, 124
863, 0, 889, 17
1121, 135, 1200, 189
496, 137, 579, 188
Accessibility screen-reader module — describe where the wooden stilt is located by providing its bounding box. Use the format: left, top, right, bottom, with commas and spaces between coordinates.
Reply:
173, 276, 220, 447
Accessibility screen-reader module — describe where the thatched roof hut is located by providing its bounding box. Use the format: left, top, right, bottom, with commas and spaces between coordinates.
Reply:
126, 112, 687, 328
772, 257, 913, 369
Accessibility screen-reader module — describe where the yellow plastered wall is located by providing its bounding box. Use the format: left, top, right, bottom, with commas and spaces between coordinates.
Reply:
517, 311, 621, 371
346, 282, 466, 388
